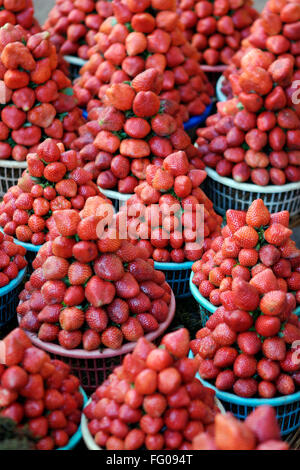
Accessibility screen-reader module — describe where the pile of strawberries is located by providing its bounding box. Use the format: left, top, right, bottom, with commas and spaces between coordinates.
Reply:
44, 0, 113, 60
0, 0, 40, 35
17, 199, 172, 351
0, 231, 27, 287
177, 0, 258, 66
193, 406, 289, 450
0, 24, 84, 162
191, 199, 300, 398
72, 0, 213, 121
197, 45, 300, 185
84, 328, 221, 450
0, 328, 83, 450
124, 150, 222, 262
0, 139, 100, 245
72, 68, 205, 195
192, 199, 300, 307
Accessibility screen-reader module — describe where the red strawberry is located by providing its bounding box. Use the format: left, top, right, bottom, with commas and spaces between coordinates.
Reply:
77, 216, 100, 240
162, 151, 189, 176
233, 226, 259, 249
232, 278, 260, 311
85, 307, 108, 332
259, 291, 286, 316
131, 68, 163, 94
233, 378, 258, 398
53, 210, 80, 237
128, 259, 155, 282
262, 337, 286, 361
1, 366, 28, 391
55, 179, 78, 198
85, 276, 116, 307
38, 323, 60, 342
121, 317, 144, 342
0, 387, 18, 407
264, 223, 292, 246
150, 299, 169, 322
245, 406, 281, 443
140, 281, 165, 300
19, 374, 44, 400
101, 327, 123, 349
250, 268, 278, 294
41, 280, 66, 304
152, 169, 174, 191
214, 413, 256, 450
226, 209, 247, 234
72, 241, 98, 263
64, 286, 85, 306
58, 330, 82, 350
258, 244, 280, 267
107, 298, 129, 324
94, 254, 124, 281
212, 323, 237, 346
246, 199, 270, 228
68, 262, 92, 285
270, 211, 290, 227
115, 273, 140, 299
22, 347, 48, 374
44, 162, 67, 183
59, 307, 85, 332
42, 256, 69, 280
82, 330, 101, 351
161, 328, 190, 358
127, 293, 152, 315
137, 313, 158, 332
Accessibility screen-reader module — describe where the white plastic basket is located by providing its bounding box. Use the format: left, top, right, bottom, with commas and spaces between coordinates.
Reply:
99, 187, 133, 211
216, 75, 227, 102
0, 160, 27, 197
203, 167, 300, 217
64, 55, 87, 81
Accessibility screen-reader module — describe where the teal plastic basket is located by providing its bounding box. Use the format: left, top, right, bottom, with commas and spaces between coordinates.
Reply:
216, 75, 227, 102
189, 271, 217, 325
154, 261, 193, 299
98, 187, 133, 211
58, 386, 88, 450
0, 267, 26, 326
189, 350, 300, 436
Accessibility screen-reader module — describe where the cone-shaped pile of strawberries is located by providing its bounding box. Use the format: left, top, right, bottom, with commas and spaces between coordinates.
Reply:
73, 0, 213, 121
0, 23, 84, 162
0, 328, 83, 450
0, 139, 100, 245
196, 47, 300, 185
191, 199, 300, 398
0, 231, 27, 286
177, 0, 258, 66
0, 0, 40, 35
124, 150, 222, 262
73, 68, 203, 194
18, 197, 173, 351
83, 328, 222, 450
193, 406, 289, 450
44, 0, 113, 60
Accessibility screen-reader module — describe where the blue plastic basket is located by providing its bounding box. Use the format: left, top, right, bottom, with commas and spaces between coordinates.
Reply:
154, 260, 193, 298
0, 267, 26, 326
184, 101, 213, 131
58, 386, 88, 450
82, 109, 88, 120
189, 271, 217, 325
189, 350, 300, 436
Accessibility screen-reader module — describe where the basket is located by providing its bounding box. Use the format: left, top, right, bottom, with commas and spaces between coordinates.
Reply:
203, 167, 300, 217
64, 55, 87, 81
216, 75, 227, 102
190, 355, 300, 436
19, 290, 176, 394
184, 101, 213, 139
154, 261, 193, 299
58, 387, 88, 451
81, 395, 225, 450
200, 64, 228, 88
0, 267, 26, 327
98, 187, 133, 211
12, 239, 42, 276
190, 271, 217, 326
0, 160, 27, 197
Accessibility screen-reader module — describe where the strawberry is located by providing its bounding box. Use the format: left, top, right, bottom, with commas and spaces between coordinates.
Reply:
250, 268, 279, 294
270, 211, 290, 227
259, 244, 280, 266
77, 216, 100, 240
121, 317, 144, 342
82, 330, 101, 351
85, 307, 108, 332
259, 291, 286, 316
214, 413, 256, 450
137, 313, 159, 332
58, 330, 82, 350
128, 259, 155, 282
94, 254, 124, 281
212, 323, 237, 346
232, 278, 260, 311
101, 327, 123, 350
233, 378, 258, 398
59, 307, 85, 332
1, 366, 28, 391
85, 276, 116, 307
44, 162, 67, 183
226, 210, 247, 234
19, 374, 44, 400
64, 286, 85, 307
262, 337, 286, 361
42, 256, 69, 280
264, 223, 293, 246
127, 292, 152, 314
52, 237, 76, 259
162, 329, 190, 359
53, 210, 80, 237
152, 168, 174, 192
162, 151, 189, 176
72, 241, 98, 263
140, 281, 165, 300
22, 347, 48, 374
41, 280, 66, 305
233, 226, 259, 249
115, 273, 140, 299
131, 68, 163, 94
107, 298, 129, 324
68, 262, 92, 285
38, 323, 60, 342
246, 199, 270, 228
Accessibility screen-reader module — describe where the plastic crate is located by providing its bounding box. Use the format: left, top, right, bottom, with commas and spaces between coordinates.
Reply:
203, 167, 300, 217
0, 160, 27, 197
58, 387, 88, 450
20, 290, 176, 394
98, 187, 133, 211
190, 271, 217, 325
216, 75, 227, 102
154, 261, 193, 299
64, 55, 87, 81
0, 267, 26, 326
189, 353, 300, 436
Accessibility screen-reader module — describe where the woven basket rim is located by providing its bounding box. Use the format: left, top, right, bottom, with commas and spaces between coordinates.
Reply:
63, 55, 87, 67
58, 387, 88, 450
18, 289, 176, 359
216, 75, 227, 103
200, 64, 228, 72
0, 160, 27, 169
206, 167, 300, 193
0, 267, 26, 296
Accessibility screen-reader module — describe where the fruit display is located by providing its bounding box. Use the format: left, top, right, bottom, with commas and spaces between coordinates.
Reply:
193, 406, 289, 450
72, 0, 214, 121
0, 24, 84, 162
191, 199, 300, 308
0, 0, 40, 35
83, 328, 222, 450
72, 68, 205, 195
0, 139, 100, 246
0, 231, 27, 287
123, 151, 222, 262
44, 0, 113, 60
190, 200, 300, 398
17, 198, 173, 351
0, 328, 84, 450
177, 0, 258, 66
